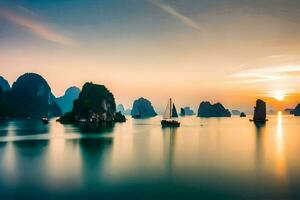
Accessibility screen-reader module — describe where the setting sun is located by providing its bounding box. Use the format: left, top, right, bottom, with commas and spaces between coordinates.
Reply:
273, 92, 285, 101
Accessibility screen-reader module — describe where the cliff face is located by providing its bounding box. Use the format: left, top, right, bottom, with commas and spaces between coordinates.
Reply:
56, 87, 80, 114
7, 73, 62, 118
58, 82, 125, 124
197, 101, 231, 117
253, 99, 266, 121
131, 97, 157, 118
0, 76, 10, 92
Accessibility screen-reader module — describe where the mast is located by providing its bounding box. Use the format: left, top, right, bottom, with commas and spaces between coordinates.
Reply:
170, 98, 172, 119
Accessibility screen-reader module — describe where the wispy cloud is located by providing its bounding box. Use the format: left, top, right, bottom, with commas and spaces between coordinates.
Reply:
0, 7, 73, 46
230, 65, 300, 83
150, 0, 203, 32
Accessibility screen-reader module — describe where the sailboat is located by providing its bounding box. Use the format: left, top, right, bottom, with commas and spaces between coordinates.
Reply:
161, 98, 180, 127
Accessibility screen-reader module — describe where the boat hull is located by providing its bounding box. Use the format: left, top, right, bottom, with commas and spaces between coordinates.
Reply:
249, 119, 268, 123
161, 120, 180, 127
41, 118, 49, 124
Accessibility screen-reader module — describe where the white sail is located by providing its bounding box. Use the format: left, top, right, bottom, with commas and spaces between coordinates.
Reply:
163, 98, 172, 119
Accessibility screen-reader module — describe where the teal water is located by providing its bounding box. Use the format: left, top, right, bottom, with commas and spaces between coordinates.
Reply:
0, 114, 300, 199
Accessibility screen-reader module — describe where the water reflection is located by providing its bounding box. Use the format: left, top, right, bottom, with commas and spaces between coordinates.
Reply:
0, 120, 10, 136
275, 111, 287, 183
1, 142, 17, 185
77, 122, 115, 134
254, 121, 266, 172
162, 127, 177, 180
79, 138, 113, 183
0, 116, 300, 199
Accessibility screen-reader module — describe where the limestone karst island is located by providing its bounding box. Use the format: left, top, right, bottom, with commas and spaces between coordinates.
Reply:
1, 0, 300, 199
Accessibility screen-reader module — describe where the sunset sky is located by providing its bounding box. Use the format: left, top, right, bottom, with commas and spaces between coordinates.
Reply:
1, 0, 300, 112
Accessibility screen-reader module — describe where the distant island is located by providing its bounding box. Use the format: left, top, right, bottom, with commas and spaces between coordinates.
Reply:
180, 106, 194, 116
284, 108, 294, 115
131, 97, 157, 118
240, 112, 246, 117
197, 101, 231, 117
116, 104, 133, 116
56, 86, 81, 114
0, 73, 62, 118
231, 110, 241, 115
116, 104, 126, 115
58, 82, 126, 124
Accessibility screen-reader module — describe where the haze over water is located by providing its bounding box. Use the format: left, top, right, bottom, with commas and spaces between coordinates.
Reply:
1, 114, 300, 199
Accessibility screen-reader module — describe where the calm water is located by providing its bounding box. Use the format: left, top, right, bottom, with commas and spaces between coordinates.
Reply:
1, 114, 300, 199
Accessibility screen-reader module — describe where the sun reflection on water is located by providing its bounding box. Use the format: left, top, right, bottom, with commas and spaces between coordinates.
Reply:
275, 111, 287, 183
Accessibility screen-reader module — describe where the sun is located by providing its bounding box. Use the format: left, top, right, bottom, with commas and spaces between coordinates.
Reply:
273, 91, 285, 101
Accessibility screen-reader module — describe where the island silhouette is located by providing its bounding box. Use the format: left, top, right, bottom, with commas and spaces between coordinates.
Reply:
1, 72, 299, 125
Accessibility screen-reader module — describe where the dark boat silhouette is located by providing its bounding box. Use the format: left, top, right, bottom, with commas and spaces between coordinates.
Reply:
161, 98, 180, 127
250, 99, 268, 123
41, 117, 49, 124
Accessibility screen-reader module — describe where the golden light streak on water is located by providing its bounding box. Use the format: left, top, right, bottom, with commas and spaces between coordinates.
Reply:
275, 111, 287, 183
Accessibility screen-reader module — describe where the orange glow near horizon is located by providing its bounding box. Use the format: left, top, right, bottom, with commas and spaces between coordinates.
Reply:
2, 2, 300, 112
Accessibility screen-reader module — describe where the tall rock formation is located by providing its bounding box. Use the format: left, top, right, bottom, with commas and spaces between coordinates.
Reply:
58, 82, 125, 124
7, 73, 62, 118
197, 101, 231, 117
0, 76, 10, 91
252, 99, 267, 122
131, 97, 157, 118
56, 86, 80, 114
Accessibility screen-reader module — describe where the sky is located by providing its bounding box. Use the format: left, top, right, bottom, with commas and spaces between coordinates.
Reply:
1, 0, 300, 113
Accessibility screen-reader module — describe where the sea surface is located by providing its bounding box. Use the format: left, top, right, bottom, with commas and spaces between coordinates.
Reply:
0, 114, 300, 199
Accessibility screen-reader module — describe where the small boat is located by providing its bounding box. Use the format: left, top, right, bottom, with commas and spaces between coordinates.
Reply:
161, 98, 180, 128
41, 117, 49, 124
79, 118, 88, 123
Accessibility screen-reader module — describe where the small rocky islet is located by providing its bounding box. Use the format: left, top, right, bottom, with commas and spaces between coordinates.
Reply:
180, 107, 194, 116
131, 97, 157, 119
